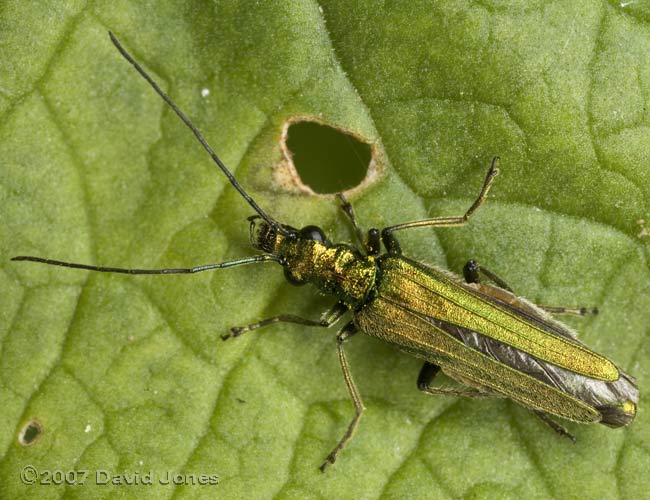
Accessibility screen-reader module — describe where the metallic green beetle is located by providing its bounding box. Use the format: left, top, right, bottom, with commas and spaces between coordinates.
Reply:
13, 33, 638, 471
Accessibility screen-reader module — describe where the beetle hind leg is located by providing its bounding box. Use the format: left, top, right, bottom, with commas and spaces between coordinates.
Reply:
417, 362, 492, 398
463, 259, 514, 292
463, 260, 598, 316
533, 410, 577, 443
535, 305, 599, 317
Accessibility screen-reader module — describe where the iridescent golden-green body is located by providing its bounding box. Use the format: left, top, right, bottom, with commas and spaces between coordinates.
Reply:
255, 219, 637, 429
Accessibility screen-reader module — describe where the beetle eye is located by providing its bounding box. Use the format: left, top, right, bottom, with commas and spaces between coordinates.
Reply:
300, 225, 327, 242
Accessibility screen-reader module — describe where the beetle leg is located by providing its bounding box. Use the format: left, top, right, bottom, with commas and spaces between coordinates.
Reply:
463, 259, 514, 292
417, 362, 492, 398
223, 301, 347, 340
535, 305, 599, 316
337, 193, 366, 245
463, 260, 598, 316
533, 410, 577, 443
336, 194, 381, 256
381, 230, 402, 256
320, 322, 365, 472
382, 157, 499, 236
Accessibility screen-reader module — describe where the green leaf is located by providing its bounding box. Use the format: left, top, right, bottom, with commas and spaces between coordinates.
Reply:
1, 1, 649, 499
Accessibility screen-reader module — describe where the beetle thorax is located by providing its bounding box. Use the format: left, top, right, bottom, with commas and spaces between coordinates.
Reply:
279, 238, 376, 307
249, 218, 376, 306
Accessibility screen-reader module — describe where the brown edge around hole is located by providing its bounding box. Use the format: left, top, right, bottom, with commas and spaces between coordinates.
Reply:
275, 115, 382, 197
17, 419, 43, 446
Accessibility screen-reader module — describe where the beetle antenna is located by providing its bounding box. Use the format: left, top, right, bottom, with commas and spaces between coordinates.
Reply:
108, 31, 288, 236
10, 254, 279, 274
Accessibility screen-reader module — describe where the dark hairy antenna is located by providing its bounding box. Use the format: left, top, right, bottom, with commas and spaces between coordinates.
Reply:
108, 31, 287, 236
10, 254, 280, 274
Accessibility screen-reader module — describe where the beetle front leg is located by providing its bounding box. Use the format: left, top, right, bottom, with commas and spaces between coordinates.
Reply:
337, 193, 365, 247
222, 301, 347, 340
320, 321, 365, 472
336, 193, 381, 256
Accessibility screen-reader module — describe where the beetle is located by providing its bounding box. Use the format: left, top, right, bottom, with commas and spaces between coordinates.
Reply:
12, 32, 638, 471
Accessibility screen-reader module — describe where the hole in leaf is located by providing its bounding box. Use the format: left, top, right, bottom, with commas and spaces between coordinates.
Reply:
285, 120, 371, 194
18, 420, 43, 446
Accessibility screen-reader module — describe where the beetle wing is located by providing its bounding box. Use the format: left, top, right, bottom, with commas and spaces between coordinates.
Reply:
377, 256, 619, 382
356, 293, 602, 422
